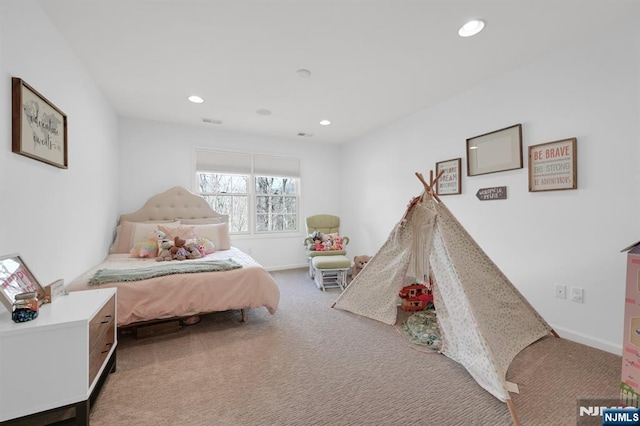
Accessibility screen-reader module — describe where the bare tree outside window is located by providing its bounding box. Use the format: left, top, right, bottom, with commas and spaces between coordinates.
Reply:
197, 173, 249, 233
255, 176, 297, 232
197, 172, 298, 234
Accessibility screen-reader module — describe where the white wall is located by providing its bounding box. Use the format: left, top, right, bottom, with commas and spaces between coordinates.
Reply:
118, 118, 342, 270
340, 23, 640, 354
0, 1, 119, 286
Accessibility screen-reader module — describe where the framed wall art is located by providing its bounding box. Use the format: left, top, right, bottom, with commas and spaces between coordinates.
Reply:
0, 254, 46, 312
466, 124, 522, 176
528, 137, 577, 192
435, 158, 462, 195
12, 77, 68, 169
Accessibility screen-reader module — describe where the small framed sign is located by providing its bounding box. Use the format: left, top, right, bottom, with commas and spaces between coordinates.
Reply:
0, 254, 46, 312
435, 158, 462, 195
44, 279, 66, 303
528, 138, 577, 192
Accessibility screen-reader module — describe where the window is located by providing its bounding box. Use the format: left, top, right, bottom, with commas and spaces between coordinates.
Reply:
255, 177, 298, 232
196, 173, 249, 233
195, 150, 300, 234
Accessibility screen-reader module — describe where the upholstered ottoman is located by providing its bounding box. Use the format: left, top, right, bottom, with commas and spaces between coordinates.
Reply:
311, 255, 351, 291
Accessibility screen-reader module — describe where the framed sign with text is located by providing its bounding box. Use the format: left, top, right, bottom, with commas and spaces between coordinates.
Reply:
528, 138, 577, 192
435, 158, 462, 195
12, 77, 68, 169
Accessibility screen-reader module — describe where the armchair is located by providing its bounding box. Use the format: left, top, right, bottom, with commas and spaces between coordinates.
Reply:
303, 214, 350, 280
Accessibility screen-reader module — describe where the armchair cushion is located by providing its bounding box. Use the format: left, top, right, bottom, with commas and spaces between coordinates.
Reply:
306, 214, 341, 235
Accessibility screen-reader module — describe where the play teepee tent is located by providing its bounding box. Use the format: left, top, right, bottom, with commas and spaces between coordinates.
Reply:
332, 171, 558, 425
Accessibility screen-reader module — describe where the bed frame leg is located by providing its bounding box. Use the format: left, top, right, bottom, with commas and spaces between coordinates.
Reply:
240, 309, 247, 322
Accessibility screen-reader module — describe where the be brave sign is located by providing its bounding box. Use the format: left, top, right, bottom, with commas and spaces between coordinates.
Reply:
476, 186, 507, 201
528, 138, 577, 192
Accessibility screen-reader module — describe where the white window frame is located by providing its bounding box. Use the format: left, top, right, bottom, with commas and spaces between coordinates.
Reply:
195, 150, 300, 236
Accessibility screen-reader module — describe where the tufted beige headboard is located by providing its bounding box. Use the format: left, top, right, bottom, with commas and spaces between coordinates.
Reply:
119, 186, 228, 223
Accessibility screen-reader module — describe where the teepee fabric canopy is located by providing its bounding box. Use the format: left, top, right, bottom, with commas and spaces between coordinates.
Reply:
333, 172, 554, 421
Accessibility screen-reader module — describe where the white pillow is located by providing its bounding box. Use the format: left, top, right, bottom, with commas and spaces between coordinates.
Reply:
110, 221, 180, 254
157, 224, 196, 240
191, 223, 231, 250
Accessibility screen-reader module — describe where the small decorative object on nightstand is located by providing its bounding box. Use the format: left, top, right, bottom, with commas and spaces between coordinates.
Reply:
11, 291, 39, 322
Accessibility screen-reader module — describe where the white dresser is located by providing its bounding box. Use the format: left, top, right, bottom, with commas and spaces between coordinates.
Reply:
0, 288, 117, 425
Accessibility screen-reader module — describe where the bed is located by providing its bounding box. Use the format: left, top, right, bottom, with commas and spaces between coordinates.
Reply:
67, 186, 280, 328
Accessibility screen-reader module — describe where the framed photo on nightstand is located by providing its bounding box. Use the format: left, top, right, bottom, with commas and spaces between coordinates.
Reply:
0, 254, 46, 312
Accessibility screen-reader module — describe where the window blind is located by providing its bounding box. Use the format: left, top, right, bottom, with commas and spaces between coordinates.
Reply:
253, 154, 300, 177
195, 150, 251, 174
196, 150, 300, 177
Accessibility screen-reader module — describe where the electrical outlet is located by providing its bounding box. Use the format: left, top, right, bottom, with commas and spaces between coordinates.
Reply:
555, 284, 566, 299
571, 287, 584, 303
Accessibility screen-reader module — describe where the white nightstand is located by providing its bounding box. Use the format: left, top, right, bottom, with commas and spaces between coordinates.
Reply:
0, 288, 117, 425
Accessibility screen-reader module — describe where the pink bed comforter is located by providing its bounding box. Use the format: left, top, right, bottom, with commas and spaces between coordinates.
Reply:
67, 247, 280, 326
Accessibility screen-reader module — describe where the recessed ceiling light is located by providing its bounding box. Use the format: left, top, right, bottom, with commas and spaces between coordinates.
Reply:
256, 109, 272, 115
297, 69, 311, 78
458, 19, 485, 37
188, 95, 204, 103
319, 119, 331, 126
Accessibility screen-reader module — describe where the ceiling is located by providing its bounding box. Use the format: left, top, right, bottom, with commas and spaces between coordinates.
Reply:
37, 0, 640, 144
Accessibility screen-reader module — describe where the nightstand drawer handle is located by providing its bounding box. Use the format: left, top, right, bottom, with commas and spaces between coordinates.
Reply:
101, 315, 113, 324
101, 342, 113, 354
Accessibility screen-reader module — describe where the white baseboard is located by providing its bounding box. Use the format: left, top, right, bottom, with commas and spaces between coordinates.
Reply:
266, 263, 308, 272
551, 325, 622, 355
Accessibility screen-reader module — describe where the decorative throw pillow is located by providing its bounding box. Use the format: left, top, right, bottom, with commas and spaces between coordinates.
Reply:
158, 225, 196, 240
191, 223, 231, 250
195, 237, 216, 255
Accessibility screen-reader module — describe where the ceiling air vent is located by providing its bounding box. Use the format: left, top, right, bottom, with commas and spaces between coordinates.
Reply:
202, 118, 222, 125
297, 132, 313, 137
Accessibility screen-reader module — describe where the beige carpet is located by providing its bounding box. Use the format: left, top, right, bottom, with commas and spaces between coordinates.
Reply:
79, 268, 620, 426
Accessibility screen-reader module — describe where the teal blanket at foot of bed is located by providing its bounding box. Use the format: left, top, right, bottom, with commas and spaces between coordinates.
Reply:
88, 259, 242, 285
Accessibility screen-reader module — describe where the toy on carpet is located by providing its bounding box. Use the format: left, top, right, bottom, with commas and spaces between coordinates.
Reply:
156, 238, 174, 262
351, 255, 371, 279
399, 283, 434, 311
131, 230, 166, 258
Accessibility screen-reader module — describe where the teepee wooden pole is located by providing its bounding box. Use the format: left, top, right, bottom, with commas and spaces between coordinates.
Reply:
403, 170, 446, 223
415, 171, 444, 203
506, 399, 521, 426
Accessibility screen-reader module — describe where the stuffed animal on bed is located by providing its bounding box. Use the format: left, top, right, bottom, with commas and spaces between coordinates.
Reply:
185, 241, 203, 259
131, 230, 166, 258
170, 236, 191, 261
156, 238, 174, 262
